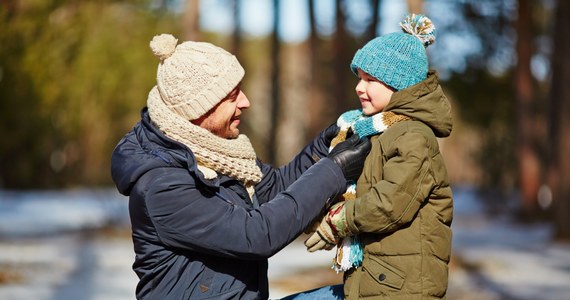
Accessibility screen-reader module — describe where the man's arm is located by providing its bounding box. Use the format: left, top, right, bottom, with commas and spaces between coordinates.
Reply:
255, 123, 339, 203
145, 159, 346, 260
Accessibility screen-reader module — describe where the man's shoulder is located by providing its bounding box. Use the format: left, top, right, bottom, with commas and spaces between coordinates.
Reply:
140, 167, 196, 188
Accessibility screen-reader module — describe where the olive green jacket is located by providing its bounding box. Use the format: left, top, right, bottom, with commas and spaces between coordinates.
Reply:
343, 71, 454, 299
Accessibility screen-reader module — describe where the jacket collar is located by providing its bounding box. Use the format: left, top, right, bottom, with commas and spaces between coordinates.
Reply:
140, 108, 221, 188
385, 70, 453, 138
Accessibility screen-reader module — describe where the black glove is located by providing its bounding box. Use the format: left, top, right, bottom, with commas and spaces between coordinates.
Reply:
306, 122, 341, 162
328, 135, 371, 182
320, 122, 340, 149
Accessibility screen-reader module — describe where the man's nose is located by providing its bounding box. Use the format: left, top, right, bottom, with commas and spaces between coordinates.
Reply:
237, 91, 250, 109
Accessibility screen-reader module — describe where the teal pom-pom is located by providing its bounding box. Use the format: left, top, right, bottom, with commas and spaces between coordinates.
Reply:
399, 13, 436, 48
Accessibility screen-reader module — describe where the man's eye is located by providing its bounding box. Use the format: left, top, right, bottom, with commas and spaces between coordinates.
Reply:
223, 88, 240, 101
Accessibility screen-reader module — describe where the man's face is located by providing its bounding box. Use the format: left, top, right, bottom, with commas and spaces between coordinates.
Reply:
192, 84, 250, 139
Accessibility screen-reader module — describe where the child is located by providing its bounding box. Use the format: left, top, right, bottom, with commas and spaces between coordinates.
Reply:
305, 14, 453, 299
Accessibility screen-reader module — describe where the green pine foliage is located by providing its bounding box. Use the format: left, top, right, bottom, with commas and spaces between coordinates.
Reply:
0, 0, 177, 188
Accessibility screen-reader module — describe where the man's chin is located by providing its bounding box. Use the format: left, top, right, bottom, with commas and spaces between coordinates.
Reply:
223, 130, 240, 139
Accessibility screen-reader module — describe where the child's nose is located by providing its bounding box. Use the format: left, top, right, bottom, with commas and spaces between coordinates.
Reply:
355, 80, 366, 94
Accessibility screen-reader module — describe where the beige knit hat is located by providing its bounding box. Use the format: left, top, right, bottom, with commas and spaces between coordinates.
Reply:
148, 33, 245, 120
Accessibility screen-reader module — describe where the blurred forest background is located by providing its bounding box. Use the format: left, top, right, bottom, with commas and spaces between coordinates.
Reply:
1, 0, 569, 239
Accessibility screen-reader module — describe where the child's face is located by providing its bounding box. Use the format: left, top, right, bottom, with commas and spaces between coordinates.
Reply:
355, 69, 395, 116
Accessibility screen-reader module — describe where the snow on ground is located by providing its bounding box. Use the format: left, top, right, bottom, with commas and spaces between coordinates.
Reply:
448, 186, 570, 300
451, 214, 570, 298
0, 233, 138, 300
268, 239, 340, 299
0, 186, 569, 300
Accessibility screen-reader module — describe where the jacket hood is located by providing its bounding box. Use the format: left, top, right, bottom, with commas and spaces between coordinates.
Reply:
111, 108, 203, 196
385, 70, 453, 137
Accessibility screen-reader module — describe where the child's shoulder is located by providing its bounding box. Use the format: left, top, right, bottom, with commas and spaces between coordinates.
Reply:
383, 119, 431, 137
381, 120, 437, 148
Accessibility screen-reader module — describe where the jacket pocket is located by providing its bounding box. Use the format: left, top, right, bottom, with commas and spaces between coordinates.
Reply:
183, 267, 242, 300
360, 256, 406, 296
184, 285, 242, 300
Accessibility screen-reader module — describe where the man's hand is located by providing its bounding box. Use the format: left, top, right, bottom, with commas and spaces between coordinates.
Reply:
328, 135, 371, 182
320, 122, 340, 149
306, 122, 340, 162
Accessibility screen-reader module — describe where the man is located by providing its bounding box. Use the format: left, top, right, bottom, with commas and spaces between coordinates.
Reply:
111, 33, 371, 299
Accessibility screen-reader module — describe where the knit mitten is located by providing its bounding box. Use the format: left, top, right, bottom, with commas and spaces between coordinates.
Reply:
304, 216, 339, 252
304, 202, 351, 252
326, 202, 351, 238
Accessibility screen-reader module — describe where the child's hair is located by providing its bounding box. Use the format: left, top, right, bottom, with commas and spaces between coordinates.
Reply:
350, 14, 436, 91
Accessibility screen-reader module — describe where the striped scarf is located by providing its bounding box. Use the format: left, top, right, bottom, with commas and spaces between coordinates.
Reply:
329, 109, 410, 272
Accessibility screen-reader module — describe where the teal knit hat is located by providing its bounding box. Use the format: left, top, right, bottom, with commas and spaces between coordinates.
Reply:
351, 14, 436, 91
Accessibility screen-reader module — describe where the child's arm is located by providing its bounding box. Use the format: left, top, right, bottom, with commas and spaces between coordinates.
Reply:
344, 129, 440, 235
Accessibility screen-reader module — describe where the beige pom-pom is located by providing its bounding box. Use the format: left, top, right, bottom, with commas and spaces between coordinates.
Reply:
399, 14, 436, 48
150, 34, 178, 61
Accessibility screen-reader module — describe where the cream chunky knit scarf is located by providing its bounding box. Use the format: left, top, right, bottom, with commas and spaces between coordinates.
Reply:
147, 86, 262, 196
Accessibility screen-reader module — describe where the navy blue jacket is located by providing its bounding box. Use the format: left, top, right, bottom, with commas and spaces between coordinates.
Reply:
111, 108, 346, 299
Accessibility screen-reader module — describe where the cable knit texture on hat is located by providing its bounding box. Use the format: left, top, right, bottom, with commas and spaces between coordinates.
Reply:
351, 14, 436, 91
147, 87, 262, 193
146, 34, 260, 195
149, 34, 245, 121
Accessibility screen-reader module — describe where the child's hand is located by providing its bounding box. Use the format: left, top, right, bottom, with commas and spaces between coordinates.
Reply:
305, 202, 352, 252
304, 216, 338, 252
325, 201, 351, 238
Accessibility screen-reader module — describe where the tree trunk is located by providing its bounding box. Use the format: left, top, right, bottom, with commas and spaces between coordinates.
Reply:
365, 0, 381, 41
548, 0, 570, 239
332, 0, 350, 117
181, 0, 200, 41
268, 0, 281, 164
306, 0, 326, 140
515, 0, 541, 217
231, 0, 242, 58
407, 0, 423, 14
